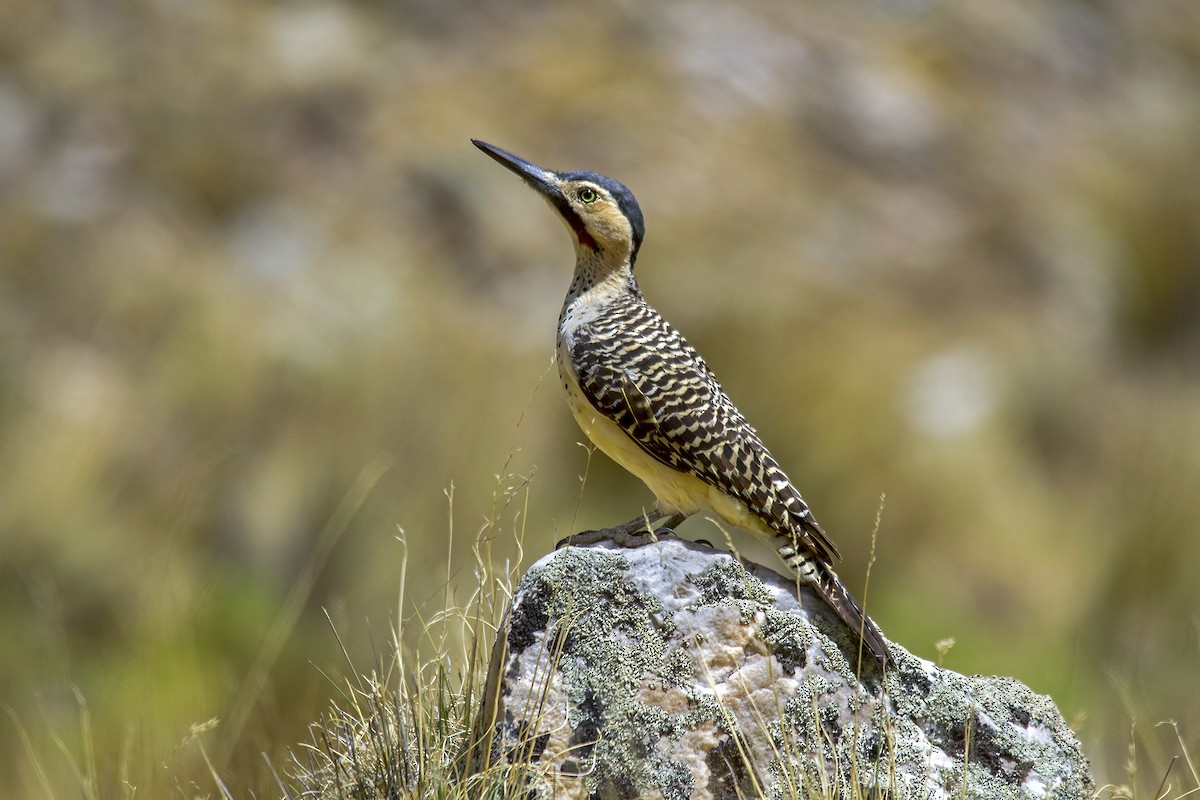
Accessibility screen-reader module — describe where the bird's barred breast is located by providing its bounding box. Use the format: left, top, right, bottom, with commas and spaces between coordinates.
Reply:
561, 291, 840, 564
559, 354, 780, 540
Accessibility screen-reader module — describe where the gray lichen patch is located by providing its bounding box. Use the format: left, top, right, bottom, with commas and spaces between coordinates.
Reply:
688, 556, 774, 607
881, 666, 1093, 799
476, 536, 1093, 800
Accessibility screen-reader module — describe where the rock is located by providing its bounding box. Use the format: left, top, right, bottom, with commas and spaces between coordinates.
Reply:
465, 534, 1093, 800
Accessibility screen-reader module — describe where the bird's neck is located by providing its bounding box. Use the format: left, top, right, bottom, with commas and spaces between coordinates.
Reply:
558, 247, 640, 336
565, 246, 638, 303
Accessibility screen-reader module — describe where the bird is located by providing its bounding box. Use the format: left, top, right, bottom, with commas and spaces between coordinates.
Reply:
472, 139, 890, 667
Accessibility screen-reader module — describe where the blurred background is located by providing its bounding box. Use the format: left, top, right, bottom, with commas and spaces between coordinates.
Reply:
2, 0, 1198, 795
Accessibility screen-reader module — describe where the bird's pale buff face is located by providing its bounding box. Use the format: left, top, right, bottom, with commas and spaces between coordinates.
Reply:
552, 179, 635, 258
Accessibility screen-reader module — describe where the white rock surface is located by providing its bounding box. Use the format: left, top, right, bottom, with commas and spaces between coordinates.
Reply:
467, 535, 1093, 800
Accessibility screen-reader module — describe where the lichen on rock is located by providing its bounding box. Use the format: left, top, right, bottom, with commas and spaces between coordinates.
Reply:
467, 534, 1093, 799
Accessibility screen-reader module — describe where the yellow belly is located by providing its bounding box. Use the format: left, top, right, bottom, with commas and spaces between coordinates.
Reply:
561, 366, 774, 540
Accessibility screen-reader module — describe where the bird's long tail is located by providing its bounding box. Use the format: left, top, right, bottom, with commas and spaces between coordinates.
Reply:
777, 543, 890, 668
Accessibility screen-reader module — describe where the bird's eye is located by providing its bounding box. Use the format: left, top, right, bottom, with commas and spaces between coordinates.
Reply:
578, 187, 598, 204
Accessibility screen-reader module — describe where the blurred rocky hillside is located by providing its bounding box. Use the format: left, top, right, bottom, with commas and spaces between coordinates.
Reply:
1, 0, 1197, 794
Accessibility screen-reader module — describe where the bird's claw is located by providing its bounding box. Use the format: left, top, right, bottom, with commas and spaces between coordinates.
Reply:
556, 524, 680, 551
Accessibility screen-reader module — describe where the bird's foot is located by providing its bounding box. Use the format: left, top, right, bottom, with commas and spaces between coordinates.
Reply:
556, 513, 686, 550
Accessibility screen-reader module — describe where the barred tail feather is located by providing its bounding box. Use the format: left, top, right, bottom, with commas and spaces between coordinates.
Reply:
778, 543, 890, 667
820, 570, 890, 668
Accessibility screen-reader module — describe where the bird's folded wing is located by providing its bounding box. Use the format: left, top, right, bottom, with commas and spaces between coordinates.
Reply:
571, 334, 841, 565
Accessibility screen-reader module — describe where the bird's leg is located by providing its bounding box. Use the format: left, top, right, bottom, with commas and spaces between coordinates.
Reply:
557, 511, 688, 549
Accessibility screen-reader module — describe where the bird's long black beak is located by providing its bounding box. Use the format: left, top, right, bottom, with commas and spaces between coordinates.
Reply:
472, 139, 562, 201
473, 139, 600, 251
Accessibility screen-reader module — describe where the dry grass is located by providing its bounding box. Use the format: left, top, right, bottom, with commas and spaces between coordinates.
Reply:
8, 475, 1198, 799
275, 491, 1197, 800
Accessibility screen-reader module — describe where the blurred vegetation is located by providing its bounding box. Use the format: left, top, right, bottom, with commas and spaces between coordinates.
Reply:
1, 0, 1198, 795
